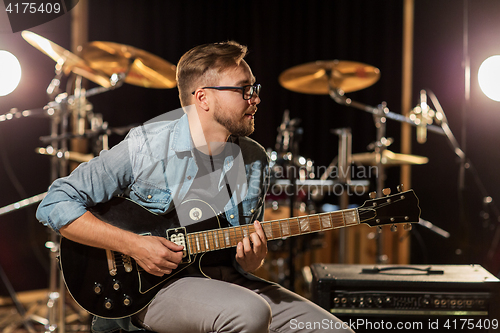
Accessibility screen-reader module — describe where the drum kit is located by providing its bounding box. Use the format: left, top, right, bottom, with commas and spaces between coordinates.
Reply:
0, 31, 436, 330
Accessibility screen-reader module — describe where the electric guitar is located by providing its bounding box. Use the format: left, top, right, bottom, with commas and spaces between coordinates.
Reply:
59, 188, 420, 319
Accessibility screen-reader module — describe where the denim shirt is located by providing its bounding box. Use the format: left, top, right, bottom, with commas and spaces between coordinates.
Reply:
36, 113, 270, 332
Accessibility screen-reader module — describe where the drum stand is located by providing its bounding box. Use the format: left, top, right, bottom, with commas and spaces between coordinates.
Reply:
41, 76, 117, 333
0, 74, 118, 332
332, 128, 352, 263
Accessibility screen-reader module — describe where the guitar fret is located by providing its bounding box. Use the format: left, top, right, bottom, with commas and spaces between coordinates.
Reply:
344, 209, 360, 226
274, 221, 282, 239
308, 215, 322, 233
262, 223, 273, 239
290, 217, 300, 235
203, 233, 209, 250
224, 230, 230, 247
281, 219, 291, 237
213, 230, 219, 249
320, 212, 332, 229
219, 229, 225, 248
299, 216, 310, 233
195, 234, 201, 252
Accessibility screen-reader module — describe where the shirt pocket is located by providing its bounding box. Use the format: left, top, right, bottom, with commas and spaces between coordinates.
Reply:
129, 182, 172, 214
240, 196, 260, 225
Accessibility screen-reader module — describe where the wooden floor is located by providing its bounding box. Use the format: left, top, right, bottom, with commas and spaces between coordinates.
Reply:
0, 289, 91, 332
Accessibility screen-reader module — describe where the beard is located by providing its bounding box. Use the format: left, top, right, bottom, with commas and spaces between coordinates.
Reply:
214, 107, 255, 137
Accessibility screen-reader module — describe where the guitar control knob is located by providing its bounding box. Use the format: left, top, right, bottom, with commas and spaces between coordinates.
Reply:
123, 295, 132, 306
104, 298, 113, 310
94, 283, 102, 295
113, 280, 121, 291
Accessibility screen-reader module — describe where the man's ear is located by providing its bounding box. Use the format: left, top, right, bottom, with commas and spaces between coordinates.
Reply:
192, 89, 210, 111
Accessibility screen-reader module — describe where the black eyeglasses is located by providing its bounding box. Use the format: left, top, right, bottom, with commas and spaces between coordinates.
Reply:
192, 84, 261, 100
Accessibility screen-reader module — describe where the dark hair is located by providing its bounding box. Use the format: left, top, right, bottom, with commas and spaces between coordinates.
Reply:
176, 41, 248, 107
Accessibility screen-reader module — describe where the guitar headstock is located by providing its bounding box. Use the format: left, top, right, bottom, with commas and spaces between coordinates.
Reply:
358, 186, 420, 232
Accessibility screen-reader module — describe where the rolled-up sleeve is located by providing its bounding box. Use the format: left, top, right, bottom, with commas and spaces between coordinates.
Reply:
36, 139, 134, 233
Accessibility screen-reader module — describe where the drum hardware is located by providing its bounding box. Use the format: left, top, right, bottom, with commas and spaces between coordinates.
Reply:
35, 147, 93, 163
8, 31, 178, 331
38, 123, 136, 144
0, 193, 48, 217
275, 109, 303, 156
351, 149, 428, 166
335, 128, 352, 264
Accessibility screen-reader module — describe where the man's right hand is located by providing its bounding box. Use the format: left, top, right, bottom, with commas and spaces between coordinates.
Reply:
60, 211, 184, 277
130, 235, 184, 277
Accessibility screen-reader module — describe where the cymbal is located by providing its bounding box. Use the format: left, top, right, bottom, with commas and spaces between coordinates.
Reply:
21, 31, 112, 88
279, 60, 380, 94
351, 150, 428, 166
36, 147, 93, 163
79, 41, 177, 89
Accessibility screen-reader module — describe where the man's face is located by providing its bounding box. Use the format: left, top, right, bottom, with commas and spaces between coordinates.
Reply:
211, 62, 260, 137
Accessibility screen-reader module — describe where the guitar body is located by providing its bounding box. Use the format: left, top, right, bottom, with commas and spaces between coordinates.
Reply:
60, 197, 222, 319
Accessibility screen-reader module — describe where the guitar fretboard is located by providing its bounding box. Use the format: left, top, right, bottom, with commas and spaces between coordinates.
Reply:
186, 208, 360, 255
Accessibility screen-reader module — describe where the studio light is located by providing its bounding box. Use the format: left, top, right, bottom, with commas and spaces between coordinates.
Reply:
0, 50, 22, 96
478, 55, 500, 102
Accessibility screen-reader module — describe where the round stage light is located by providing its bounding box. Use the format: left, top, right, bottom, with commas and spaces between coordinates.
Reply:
478, 55, 500, 102
0, 50, 22, 96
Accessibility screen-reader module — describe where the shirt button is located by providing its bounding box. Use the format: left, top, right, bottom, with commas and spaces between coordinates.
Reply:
147, 195, 152, 199
250, 209, 255, 213
230, 214, 235, 219
187, 176, 192, 180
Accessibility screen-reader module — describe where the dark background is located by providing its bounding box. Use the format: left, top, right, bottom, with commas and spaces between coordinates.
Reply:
1, 0, 500, 294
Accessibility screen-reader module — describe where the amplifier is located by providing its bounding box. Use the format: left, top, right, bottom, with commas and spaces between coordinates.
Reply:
311, 264, 500, 333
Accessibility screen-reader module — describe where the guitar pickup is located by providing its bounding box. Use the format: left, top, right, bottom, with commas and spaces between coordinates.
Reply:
166, 227, 191, 263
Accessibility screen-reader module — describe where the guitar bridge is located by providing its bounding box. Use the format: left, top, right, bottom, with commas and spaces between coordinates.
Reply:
166, 227, 191, 263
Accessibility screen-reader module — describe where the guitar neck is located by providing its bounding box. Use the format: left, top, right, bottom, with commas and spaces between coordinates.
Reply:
186, 208, 360, 255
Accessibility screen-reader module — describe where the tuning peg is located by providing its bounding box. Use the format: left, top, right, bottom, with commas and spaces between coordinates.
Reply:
390, 224, 397, 232
377, 226, 382, 233
382, 188, 391, 196
397, 184, 404, 192
404, 223, 412, 231
369, 191, 377, 199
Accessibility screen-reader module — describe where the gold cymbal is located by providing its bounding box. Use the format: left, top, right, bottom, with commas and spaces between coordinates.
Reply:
352, 150, 428, 166
79, 41, 177, 89
279, 60, 380, 94
21, 31, 112, 88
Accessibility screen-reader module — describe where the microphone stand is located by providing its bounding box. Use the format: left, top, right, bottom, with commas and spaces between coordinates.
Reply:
328, 88, 446, 263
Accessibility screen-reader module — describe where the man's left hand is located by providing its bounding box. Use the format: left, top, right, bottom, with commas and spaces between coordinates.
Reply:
235, 220, 268, 272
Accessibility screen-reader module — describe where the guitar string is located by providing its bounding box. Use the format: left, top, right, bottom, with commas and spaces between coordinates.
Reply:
187, 209, 360, 254
110, 195, 409, 265
186, 194, 411, 254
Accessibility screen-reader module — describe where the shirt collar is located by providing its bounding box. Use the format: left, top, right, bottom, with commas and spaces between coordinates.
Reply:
171, 114, 194, 152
